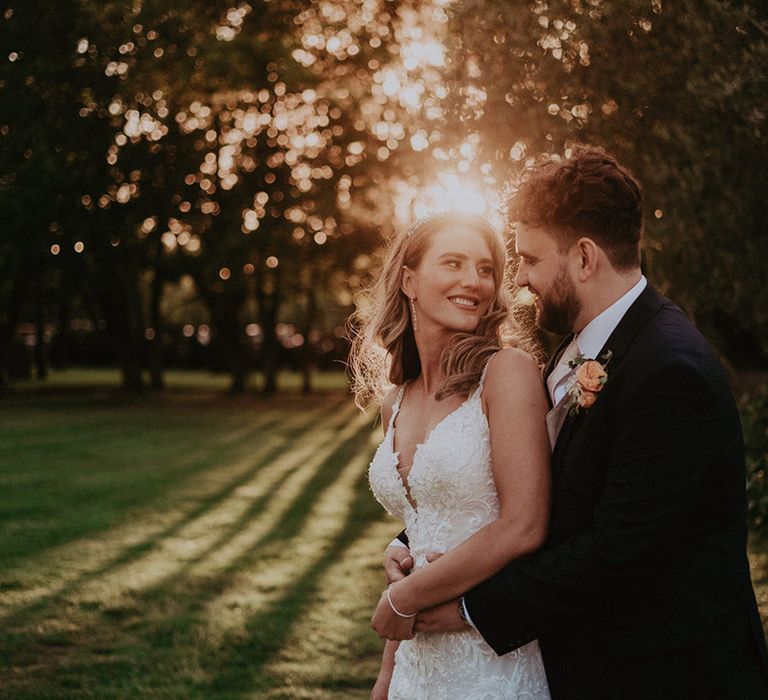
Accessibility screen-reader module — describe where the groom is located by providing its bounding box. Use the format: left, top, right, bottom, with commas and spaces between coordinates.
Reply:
386, 146, 768, 698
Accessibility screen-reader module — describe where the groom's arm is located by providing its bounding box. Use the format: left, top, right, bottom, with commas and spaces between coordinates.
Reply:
464, 363, 729, 655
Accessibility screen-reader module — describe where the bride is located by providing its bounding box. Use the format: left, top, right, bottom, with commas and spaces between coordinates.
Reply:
350, 212, 552, 699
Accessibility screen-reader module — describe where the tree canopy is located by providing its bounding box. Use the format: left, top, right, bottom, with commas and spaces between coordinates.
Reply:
1, 0, 765, 391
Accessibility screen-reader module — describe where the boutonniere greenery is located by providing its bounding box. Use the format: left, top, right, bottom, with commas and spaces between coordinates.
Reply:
566, 350, 613, 416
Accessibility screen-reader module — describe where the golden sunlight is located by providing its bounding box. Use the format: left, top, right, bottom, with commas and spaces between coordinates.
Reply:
395, 171, 504, 230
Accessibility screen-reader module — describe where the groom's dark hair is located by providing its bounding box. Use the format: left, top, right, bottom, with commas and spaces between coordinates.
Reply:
509, 145, 643, 270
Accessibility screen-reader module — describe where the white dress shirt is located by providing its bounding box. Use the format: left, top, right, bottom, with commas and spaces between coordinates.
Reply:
573, 275, 647, 363
549, 275, 647, 405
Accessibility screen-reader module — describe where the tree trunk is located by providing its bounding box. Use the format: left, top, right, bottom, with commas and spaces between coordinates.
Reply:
52, 269, 73, 368
206, 293, 248, 395
96, 251, 145, 393
224, 304, 248, 395
300, 353, 312, 395
147, 261, 165, 391
261, 309, 279, 396
119, 308, 145, 391
299, 282, 317, 396
257, 273, 281, 397
0, 321, 14, 390
0, 267, 31, 390
34, 276, 48, 381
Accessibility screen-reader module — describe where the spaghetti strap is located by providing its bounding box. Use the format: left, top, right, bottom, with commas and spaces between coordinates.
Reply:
388, 384, 406, 429
476, 353, 497, 396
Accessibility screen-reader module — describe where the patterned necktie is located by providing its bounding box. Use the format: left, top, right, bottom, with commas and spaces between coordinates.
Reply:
546, 337, 580, 406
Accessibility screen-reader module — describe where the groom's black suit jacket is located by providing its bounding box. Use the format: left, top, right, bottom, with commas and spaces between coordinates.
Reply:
464, 284, 768, 699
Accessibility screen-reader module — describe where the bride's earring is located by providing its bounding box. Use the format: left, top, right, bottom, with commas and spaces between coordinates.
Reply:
409, 297, 419, 332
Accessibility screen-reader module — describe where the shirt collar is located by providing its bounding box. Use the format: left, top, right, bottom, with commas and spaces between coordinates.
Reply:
576, 276, 647, 359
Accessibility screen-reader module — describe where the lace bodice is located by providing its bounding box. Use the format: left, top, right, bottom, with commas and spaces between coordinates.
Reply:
368, 361, 551, 699
370, 377, 498, 571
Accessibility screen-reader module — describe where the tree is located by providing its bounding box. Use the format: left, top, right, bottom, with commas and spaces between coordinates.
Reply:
433, 0, 768, 366
1, 0, 406, 392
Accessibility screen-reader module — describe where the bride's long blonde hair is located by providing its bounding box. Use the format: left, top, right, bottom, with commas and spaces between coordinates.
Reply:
349, 211, 535, 409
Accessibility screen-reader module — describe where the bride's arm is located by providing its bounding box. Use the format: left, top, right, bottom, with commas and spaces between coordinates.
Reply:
371, 640, 399, 700
374, 349, 550, 629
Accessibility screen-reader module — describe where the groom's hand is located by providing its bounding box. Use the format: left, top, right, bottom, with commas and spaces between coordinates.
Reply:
414, 598, 469, 633
384, 545, 413, 585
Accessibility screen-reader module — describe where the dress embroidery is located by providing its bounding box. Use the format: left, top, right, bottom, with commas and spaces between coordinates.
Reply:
368, 361, 551, 699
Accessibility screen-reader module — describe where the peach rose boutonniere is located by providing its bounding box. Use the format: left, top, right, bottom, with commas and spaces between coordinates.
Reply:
566, 350, 613, 416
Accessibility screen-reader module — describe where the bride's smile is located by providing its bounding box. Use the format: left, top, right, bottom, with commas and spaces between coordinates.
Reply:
401, 226, 497, 339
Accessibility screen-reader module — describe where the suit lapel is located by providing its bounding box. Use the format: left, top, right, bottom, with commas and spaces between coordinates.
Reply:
545, 333, 575, 378
593, 283, 666, 365
550, 284, 666, 462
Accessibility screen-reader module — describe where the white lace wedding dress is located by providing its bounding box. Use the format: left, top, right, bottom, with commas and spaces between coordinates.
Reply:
368, 369, 551, 699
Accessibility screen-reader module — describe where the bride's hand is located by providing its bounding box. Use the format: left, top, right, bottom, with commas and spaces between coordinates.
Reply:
385, 545, 414, 584
371, 585, 416, 640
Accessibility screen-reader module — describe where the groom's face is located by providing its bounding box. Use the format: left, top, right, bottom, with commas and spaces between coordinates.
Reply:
515, 224, 582, 335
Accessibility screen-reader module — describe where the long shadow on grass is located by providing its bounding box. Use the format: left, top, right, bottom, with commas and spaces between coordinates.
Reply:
0, 404, 285, 572
126, 416, 372, 608
0, 414, 377, 698
210, 417, 374, 573
88, 422, 376, 695
114, 403, 371, 593
2, 398, 348, 626
196, 462, 382, 696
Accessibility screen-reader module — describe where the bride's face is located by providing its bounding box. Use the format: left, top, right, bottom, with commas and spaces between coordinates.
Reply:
402, 226, 496, 336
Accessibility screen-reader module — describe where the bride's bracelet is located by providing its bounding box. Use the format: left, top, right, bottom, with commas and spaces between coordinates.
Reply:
386, 584, 417, 618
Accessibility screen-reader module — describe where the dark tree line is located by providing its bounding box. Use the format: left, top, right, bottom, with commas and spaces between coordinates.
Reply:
0, 0, 422, 392
1, 0, 765, 395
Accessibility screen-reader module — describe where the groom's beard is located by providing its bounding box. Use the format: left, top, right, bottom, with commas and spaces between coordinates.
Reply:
536, 266, 581, 336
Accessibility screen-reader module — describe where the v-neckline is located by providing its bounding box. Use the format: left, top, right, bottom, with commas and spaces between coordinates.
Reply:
388, 386, 475, 512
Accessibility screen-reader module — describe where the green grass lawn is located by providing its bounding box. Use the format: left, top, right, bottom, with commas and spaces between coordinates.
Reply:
11, 367, 352, 394
1, 373, 767, 698
0, 382, 394, 698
